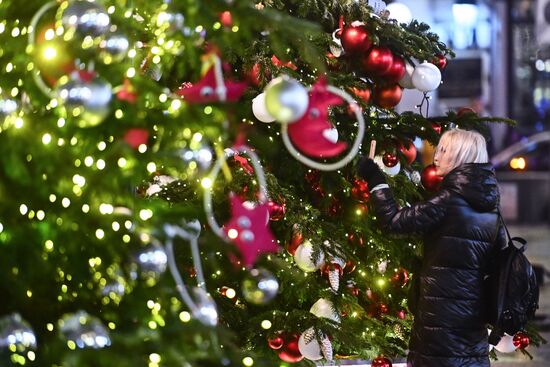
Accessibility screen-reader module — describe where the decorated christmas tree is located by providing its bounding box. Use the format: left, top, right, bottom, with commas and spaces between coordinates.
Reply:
0, 0, 536, 366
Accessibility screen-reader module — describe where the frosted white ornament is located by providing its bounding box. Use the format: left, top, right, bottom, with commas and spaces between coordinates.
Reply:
252, 93, 275, 123
398, 61, 415, 89
310, 298, 340, 323
374, 155, 401, 176
494, 333, 517, 353
294, 240, 325, 272
377, 260, 388, 274
411, 62, 442, 92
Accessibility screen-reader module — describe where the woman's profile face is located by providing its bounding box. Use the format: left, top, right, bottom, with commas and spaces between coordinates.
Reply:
434, 142, 453, 176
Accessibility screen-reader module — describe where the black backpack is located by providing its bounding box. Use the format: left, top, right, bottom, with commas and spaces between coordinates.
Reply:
487, 211, 539, 345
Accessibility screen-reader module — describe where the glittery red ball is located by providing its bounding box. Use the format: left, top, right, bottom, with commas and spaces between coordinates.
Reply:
382, 152, 399, 167
267, 335, 285, 350
391, 268, 410, 287
431, 122, 442, 135
372, 356, 392, 367
351, 178, 370, 203
512, 332, 530, 349
398, 139, 417, 165
267, 200, 286, 221
433, 54, 448, 70
277, 334, 303, 362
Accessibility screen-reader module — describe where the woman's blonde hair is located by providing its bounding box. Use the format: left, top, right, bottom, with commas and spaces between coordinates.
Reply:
436, 128, 488, 171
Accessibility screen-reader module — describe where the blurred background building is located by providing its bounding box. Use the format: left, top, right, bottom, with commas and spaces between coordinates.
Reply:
390, 0, 550, 225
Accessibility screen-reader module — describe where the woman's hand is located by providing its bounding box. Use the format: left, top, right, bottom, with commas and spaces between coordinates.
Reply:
356, 156, 386, 188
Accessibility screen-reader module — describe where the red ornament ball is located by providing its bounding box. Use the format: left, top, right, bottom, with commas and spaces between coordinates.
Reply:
397, 309, 407, 319
374, 84, 402, 109
398, 139, 417, 165
363, 46, 393, 75
382, 152, 399, 167
219, 11, 232, 27
512, 332, 530, 349
384, 56, 406, 82
267, 200, 286, 221
277, 334, 304, 362
350, 87, 372, 104
341, 25, 372, 54
351, 178, 370, 203
391, 268, 410, 287
421, 164, 443, 192
372, 356, 392, 367
123, 128, 149, 149
267, 335, 285, 350
431, 122, 442, 135
434, 54, 448, 70
457, 107, 477, 117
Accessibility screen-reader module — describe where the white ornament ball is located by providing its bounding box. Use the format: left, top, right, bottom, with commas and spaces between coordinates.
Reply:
398, 61, 415, 89
252, 93, 276, 123
294, 240, 325, 272
494, 333, 517, 353
264, 75, 309, 124
411, 62, 442, 92
310, 298, 340, 323
377, 260, 388, 274
374, 155, 401, 177
298, 327, 323, 361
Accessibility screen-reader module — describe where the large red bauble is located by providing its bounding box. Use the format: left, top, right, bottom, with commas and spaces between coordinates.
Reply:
374, 84, 402, 109
372, 356, 393, 367
341, 25, 372, 55
434, 54, 448, 70
277, 334, 304, 363
421, 164, 443, 192
123, 128, 149, 149
267, 335, 285, 350
363, 46, 393, 75
267, 200, 286, 221
382, 152, 398, 167
384, 56, 406, 82
351, 178, 370, 203
350, 87, 372, 104
512, 332, 530, 349
398, 139, 417, 165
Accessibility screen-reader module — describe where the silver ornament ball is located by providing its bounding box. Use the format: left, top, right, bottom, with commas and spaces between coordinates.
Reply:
55, 73, 112, 128
131, 245, 168, 282
264, 75, 309, 124
59, 311, 111, 349
0, 96, 19, 124
0, 313, 37, 350
99, 33, 130, 63
61, 0, 111, 39
242, 268, 279, 305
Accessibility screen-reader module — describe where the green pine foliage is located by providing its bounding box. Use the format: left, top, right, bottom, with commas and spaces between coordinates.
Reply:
0, 0, 519, 366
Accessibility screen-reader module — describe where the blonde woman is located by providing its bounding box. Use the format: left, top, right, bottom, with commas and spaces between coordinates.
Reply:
357, 129, 499, 367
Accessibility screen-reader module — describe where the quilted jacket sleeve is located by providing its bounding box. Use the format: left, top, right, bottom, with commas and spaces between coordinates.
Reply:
369, 187, 448, 235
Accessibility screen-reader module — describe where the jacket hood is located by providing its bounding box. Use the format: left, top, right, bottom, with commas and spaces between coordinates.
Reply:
441, 163, 499, 212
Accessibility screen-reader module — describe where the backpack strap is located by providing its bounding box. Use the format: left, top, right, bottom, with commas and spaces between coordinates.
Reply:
497, 209, 527, 251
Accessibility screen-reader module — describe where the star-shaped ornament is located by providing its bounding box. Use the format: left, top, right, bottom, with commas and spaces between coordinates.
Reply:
288, 78, 347, 158
224, 194, 278, 267
176, 67, 247, 104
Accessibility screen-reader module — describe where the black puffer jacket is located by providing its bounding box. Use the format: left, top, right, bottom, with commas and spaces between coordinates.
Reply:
370, 163, 500, 367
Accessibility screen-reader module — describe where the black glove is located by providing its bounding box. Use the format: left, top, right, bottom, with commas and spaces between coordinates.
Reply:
356, 156, 386, 188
